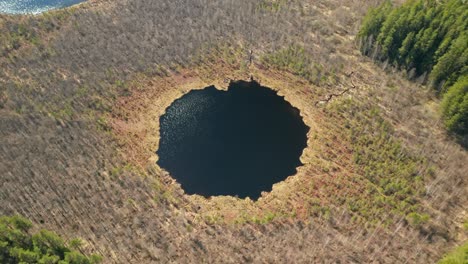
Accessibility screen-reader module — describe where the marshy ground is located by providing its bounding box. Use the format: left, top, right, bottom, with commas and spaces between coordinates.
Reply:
0, 0, 466, 263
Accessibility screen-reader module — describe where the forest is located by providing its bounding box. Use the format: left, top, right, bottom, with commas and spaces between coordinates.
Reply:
358, 0, 467, 138
0, 215, 101, 263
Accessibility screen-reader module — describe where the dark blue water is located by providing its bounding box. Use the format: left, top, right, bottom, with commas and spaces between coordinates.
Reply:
0, 0, 85, 14
157, 81, 309, 199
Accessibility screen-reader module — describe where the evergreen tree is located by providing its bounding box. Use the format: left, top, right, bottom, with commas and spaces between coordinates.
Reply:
430, 32, 468, 91
359, 0, 467, 136
0, 215, 101, 264
441, 76, 468, 135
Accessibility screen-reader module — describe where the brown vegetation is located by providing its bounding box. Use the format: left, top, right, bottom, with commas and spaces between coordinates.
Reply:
0, 0, 466, 263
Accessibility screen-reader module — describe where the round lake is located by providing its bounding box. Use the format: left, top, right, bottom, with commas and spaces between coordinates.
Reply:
0, 0, 85, 14
157, 81, 309, 199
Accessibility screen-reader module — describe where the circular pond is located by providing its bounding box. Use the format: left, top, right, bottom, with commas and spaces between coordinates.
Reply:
0, 0, 85, 14
157, 80, 309, 199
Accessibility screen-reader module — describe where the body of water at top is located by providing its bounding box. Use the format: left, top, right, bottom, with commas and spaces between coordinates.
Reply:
0, 0, 85, 14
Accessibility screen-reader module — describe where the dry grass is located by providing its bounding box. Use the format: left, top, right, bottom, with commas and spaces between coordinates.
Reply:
0, 0, 466, 263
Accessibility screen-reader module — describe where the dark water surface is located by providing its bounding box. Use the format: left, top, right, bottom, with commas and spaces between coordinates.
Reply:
157, 81, 309, 199
0, 0, 85, 14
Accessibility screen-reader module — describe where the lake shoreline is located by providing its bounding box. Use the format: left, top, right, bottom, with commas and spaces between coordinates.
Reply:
0, 0, 87, 15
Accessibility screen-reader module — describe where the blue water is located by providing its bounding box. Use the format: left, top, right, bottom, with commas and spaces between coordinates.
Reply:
0, 0, 85, 14
157, 81, 309, 199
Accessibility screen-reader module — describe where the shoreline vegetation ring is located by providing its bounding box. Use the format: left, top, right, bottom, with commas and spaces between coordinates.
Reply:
156, 80, 309, 200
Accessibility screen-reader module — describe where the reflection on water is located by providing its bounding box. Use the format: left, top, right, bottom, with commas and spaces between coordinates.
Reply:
0, 0, 85, 14
157, 81, 309, 200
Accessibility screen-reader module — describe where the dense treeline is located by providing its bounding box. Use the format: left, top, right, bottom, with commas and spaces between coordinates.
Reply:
437, 241, 468, 264
0, 215, 101, 264
358, 0, 467, 137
